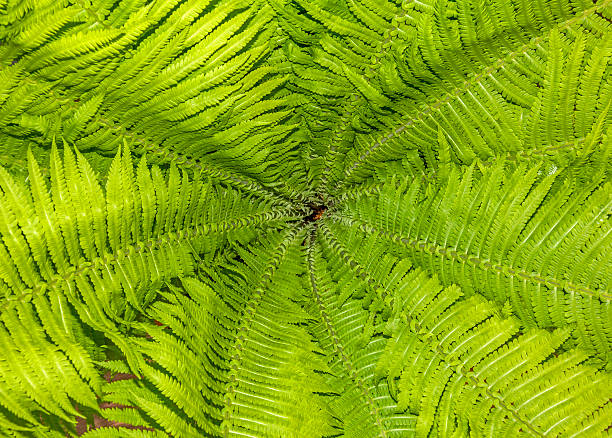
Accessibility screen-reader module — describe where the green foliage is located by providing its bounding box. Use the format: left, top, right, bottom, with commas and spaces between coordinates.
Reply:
0, 0, 610, 437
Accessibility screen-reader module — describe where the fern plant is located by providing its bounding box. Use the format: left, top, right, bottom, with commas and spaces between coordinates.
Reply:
0, 0, 611, 436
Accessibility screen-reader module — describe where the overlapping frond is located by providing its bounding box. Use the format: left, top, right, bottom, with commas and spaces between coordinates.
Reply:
0, 0, 310, 202
307, 229, 417, 437
270, 0, 612, 193
316, 223, 612, 437
333, 163, 611, 360
0, 144, 295, 435
93, 231, 336, 437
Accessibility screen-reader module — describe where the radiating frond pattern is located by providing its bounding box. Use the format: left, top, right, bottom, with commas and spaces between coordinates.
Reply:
0, 0, 610, 436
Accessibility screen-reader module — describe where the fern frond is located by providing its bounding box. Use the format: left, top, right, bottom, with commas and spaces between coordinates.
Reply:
97, 231, 337, 437
334, 164, 611, 357
1, 0, 310, 203
332, 0, 611, 191
0, 143, 295, 433
307, 228, 418, 437
317, 223, 612, 437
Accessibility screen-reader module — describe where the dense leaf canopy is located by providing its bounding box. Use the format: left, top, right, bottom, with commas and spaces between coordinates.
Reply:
0, 0, 611, 436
